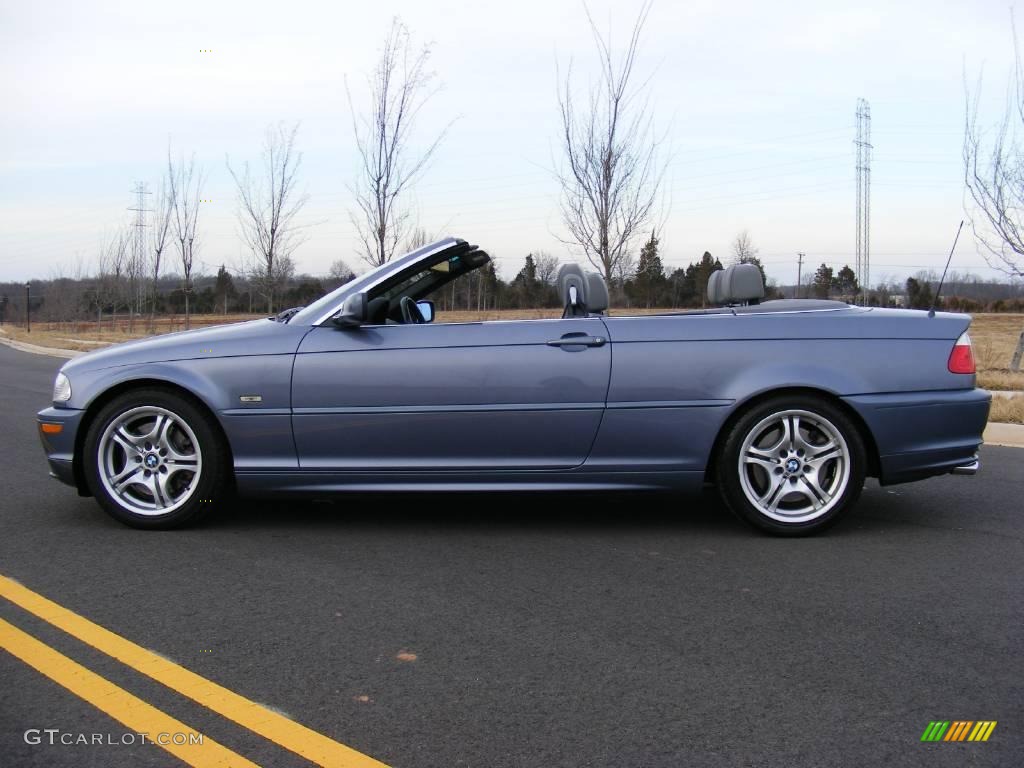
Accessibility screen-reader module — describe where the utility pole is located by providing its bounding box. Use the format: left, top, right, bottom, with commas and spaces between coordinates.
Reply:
796, 252, 805, 299
25, 283, 30, 333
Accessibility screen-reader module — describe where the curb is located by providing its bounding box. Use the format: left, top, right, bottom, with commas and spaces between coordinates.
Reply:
983, 422, 1024, 449
0, 336, 80, 359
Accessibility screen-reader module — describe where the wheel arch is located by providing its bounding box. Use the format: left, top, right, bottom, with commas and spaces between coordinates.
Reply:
704, 386, 880, 485
73, 378, 234, 496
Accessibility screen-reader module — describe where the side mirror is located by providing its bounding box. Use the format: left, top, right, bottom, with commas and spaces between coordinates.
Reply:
416, 300, 435, 323
332, 292, 368, 328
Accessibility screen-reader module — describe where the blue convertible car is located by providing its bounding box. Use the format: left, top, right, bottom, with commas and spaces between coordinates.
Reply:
37, 238, 990, 534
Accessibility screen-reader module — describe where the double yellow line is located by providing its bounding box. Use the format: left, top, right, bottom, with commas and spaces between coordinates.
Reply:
0, 574, 389, 768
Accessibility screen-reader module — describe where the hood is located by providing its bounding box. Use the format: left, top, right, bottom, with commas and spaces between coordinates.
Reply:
62, 319, 310, 374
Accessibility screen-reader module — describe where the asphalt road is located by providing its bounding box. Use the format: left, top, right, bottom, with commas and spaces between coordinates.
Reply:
0, 341, 1021, 767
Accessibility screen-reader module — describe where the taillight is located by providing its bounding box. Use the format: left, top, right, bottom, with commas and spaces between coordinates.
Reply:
948, 332, 976, 374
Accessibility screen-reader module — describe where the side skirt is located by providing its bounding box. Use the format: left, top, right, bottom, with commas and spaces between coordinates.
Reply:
233, 470, 705, 497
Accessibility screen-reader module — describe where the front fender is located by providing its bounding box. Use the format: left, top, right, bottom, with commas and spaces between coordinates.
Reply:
67, 355, 299, 472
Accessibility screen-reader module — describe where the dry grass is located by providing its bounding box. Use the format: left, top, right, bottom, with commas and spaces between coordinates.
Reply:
969, 313, 1024, 391
0, 314, 261, 352
989, 395, 1024, 425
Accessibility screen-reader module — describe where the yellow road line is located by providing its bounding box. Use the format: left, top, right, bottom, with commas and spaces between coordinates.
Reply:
0, 575, 388, 768
0, 618, 258, 768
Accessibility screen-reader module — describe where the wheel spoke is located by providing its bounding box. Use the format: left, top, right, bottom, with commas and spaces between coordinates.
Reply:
743, 446, 778, 471
112, 426, 143, 455
795, 476, 826, 510
111, 465, 144, 493
807, 442, 842, 465
757, 474, 788, 511
154, 414, 173, 447
788, 415, 802, 451
150, 472, 172, 508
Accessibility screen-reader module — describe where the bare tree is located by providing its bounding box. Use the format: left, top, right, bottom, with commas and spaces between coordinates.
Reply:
325, 258, 356, 291
534, 252, 560, 285
149, 178, 173, 329
402, 226, 435, 254
732, 230, 758, 263
964, 13, 1024, 277
124, 222, 147, 333
347, 18, 451, 267
168, 149, 204, 329
93, 231, 127, 332
228, 122, 309, 314
556, 0, 665, 282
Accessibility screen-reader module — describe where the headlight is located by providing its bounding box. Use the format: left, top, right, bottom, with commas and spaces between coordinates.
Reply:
53, 372, 72, 403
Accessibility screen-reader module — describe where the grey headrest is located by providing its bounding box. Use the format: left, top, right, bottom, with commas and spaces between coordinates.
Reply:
557, 263, 588, 316
722, 263, 764, 303
585, 272, 609, 314
707, 269, 725, 304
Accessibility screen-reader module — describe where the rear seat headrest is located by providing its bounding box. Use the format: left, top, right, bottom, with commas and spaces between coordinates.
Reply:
707, 263, 764, 305
585, 272, 609, 314
557, 263, 588, 317
723, 263, 764, 303
707, 269, 724, 305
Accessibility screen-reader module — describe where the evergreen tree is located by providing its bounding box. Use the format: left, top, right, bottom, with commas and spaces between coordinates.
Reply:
512, 253, 542, 308
835, 265, 859, 297
213, 264, 236, 314
906, 277, 933, 309
632, 232, 666, 307
694, 251, 724, 307
813, 263, 834, 299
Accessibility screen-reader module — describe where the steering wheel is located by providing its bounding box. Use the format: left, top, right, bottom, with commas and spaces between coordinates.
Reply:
399, 296, 426, 324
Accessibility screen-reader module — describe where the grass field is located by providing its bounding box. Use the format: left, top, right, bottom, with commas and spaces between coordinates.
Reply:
989, 395, 1024, 424
3, 310, 1022, 421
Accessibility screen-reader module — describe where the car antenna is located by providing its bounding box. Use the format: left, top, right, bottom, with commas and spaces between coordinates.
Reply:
928, 219, 964, 318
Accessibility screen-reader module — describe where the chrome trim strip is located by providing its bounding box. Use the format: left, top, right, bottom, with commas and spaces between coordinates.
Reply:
605, 399, 733, 409
292, 402, 604, 415
603, 307, 853, 319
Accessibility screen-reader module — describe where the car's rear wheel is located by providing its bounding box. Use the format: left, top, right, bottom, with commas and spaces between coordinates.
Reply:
83, 388, 229, 529
716, 395, 866, 535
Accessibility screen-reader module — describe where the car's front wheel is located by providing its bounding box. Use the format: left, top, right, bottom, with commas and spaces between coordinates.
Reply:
82, 388, 229, 529
716, 395, 866, 535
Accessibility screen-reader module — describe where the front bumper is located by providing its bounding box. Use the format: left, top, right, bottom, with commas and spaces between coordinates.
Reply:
842, 388, 991, 485
37, 406, 85, 491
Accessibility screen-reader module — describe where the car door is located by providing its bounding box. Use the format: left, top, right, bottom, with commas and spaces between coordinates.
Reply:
290, 317, 611, 470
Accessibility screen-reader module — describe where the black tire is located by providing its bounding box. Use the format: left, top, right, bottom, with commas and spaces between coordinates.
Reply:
82, 387, 230, 529
716, 394, 867, 536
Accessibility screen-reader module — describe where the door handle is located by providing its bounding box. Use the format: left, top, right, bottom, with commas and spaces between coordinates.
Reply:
546, 335, 606, 347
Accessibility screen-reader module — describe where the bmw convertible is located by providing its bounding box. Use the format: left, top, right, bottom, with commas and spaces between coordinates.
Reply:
37, 237, 991, 535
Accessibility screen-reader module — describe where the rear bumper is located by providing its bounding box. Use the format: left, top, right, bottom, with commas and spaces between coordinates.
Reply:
37, 406, 85, 491
842, 388, 991, 486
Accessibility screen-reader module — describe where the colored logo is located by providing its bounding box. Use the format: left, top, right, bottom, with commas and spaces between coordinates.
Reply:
921, 721, 997, 742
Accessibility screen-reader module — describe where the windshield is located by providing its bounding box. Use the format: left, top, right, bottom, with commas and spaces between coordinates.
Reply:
290, 237, 462, 327
289, 237, 462, 325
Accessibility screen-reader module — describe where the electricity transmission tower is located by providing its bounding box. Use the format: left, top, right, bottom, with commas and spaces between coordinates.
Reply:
128, 181, 151, 311
855, 98, 871, 305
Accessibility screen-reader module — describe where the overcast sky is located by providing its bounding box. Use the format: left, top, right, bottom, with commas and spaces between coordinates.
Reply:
0, 0, 1018, 285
